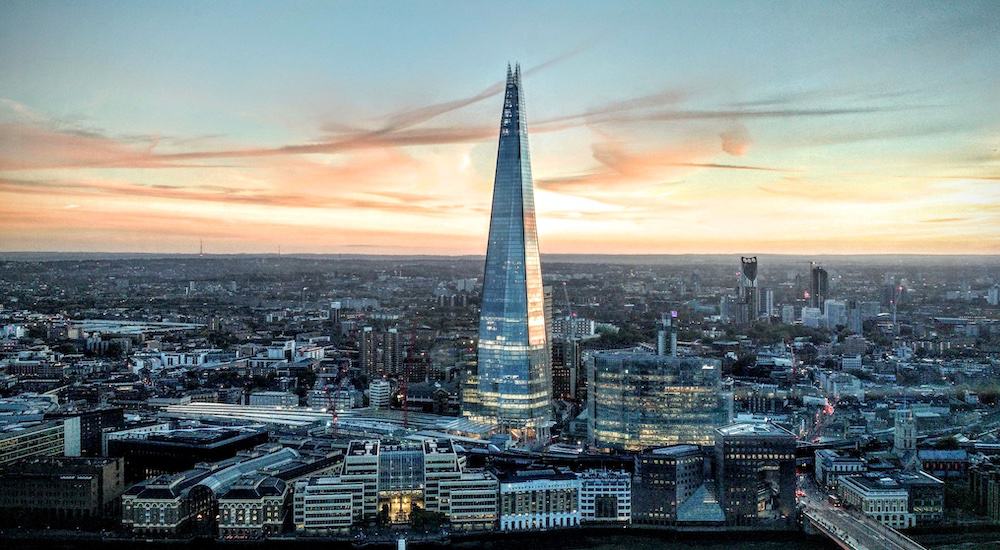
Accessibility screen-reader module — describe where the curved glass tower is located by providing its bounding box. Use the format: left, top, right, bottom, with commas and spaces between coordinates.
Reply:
474, 64, 551, 436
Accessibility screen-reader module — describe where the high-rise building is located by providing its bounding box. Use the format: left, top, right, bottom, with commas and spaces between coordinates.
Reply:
587, 352, 727, 450
809, 262, 829, 311
763, 288, 774, 318
714, 422, 796, 526
359, 326, 377, 376
633, 445, 705, 526
736, 257, 760, 326
474, 64, 551, 437
382, 328, 402, 376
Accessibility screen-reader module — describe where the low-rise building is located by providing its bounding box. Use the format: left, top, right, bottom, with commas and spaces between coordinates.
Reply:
815, 449, 866, 489
0, 456, 124, 528
248, 391, 298, 408
217, 474, 289, 540
578, 469, 631, 524
498, 467, 580, 531
837, 474, 915, 529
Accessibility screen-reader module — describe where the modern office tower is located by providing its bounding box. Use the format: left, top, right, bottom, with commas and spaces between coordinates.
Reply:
657, 312, 678, 357
894, 407, 916, 455
369, 379, 391, 409
633, 445, 705, 526
0, 456, 125, 529
587, 352, 726, 450
714, 422, 796, 526
359, 326, 378, 376
809, 262, 829, 311
763, 288, 774, 317
382, 328, 402, 376
736, 256, 760, 326
474, 64, 551, 437
578, 469, 632, 524
498, 467, 580, 531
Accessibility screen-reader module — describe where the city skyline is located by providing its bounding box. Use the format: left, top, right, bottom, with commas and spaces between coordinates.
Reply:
1, 1, 999, 255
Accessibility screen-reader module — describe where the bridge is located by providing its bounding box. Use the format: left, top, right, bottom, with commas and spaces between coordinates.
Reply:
800, 483, 927, 550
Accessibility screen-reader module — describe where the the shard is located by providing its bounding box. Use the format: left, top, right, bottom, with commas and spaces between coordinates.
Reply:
474, 64, 551, 437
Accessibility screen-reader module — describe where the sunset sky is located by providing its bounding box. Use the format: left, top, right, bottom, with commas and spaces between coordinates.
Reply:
1, 1, 998, 255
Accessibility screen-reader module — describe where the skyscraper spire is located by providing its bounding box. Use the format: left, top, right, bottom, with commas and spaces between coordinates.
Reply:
472, 64, 551, 439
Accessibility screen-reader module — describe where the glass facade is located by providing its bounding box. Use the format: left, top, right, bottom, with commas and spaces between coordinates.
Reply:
475, 64, 551, 431
587, 352, 726, 450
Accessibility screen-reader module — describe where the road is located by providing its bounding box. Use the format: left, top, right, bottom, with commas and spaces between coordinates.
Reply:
799, 476, 926, 550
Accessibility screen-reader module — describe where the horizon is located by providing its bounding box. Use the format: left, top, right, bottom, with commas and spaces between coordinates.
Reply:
2, 1, 999, 255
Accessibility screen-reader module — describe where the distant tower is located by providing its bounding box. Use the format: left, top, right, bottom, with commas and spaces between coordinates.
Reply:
474, 64, 551, 438
359, 326, 378, 376
382, 328, 402, 376
737, 257, 759, 326
809, 262, 829, 312
199, 239, 204, 256
894, 407, 916, 455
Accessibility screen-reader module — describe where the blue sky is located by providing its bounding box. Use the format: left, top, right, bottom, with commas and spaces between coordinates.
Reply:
1, 1, 998, 253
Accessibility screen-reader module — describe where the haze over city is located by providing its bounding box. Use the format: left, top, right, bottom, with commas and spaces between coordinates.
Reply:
1, 1, 998, 255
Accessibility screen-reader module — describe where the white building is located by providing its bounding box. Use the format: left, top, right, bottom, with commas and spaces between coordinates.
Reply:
837, 474, 915, 529
499, 468, 580, 531
801, 307, 823, 328
369, 379, 391, 410
578, 469, 631, 524
824, 299, 847, 328
815, 449, 866, 489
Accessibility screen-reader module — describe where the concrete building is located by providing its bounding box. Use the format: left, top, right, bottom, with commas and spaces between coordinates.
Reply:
217, 474, 289, 540
438, 470, 499, 531
0, 456, 124, 529
109, 427, 269, 483
578, 469, 631, 524
0, 417, 80, 466
815, 449, 866, 489
894, 408, 916, 455
248, 391, 298, 407
369, 379, 391, 410
498, 467, 580, 531
837, 474, 915, 529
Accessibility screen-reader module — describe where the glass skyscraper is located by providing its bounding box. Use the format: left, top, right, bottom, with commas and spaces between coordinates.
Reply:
587, 352, 727, 450
473, 64, 551, 436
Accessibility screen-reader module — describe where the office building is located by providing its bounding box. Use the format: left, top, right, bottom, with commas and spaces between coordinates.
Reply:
809, 262, 829, 311
837, 474, 915, 529
46, 407, 124, 456
474, 64, 552, 438
0, 417, 80, 466
359, 326, 378, 376
815, 449, 866, 489
438, 469, 499, 531
714, 422, 796, 526
248, 391, 298, 407
0, 456, 124, 529
498, 467, 580, 531
551, 337, 582, 401
578, 469, 631, 524
588, 352, 726, 450
633, 445, 704, 526
736, 256, 760, 326
369, 379, 391, 409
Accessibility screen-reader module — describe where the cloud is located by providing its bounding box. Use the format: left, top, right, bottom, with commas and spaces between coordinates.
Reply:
720, 123, 751, 156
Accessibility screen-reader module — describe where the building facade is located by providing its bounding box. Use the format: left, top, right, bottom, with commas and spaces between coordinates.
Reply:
633, 445, 704, 526
588, 352, 726, 450
578, 469, 631, 524
498, 467, 580, 531
0, 456, 124, 528
474, 64, 551, 437
714, 422, 796, 526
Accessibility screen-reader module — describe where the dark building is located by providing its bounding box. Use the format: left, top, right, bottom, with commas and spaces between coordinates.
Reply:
47, 407, 125, 456
809, 262, 829, 311
633, 445, 704, 526
550, 338, 581, 401
0, 456, 125, 528
109, 427, 269, 482
714, 422, 796, 526
897, 471, 945, 524
737, 257, 760, 326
